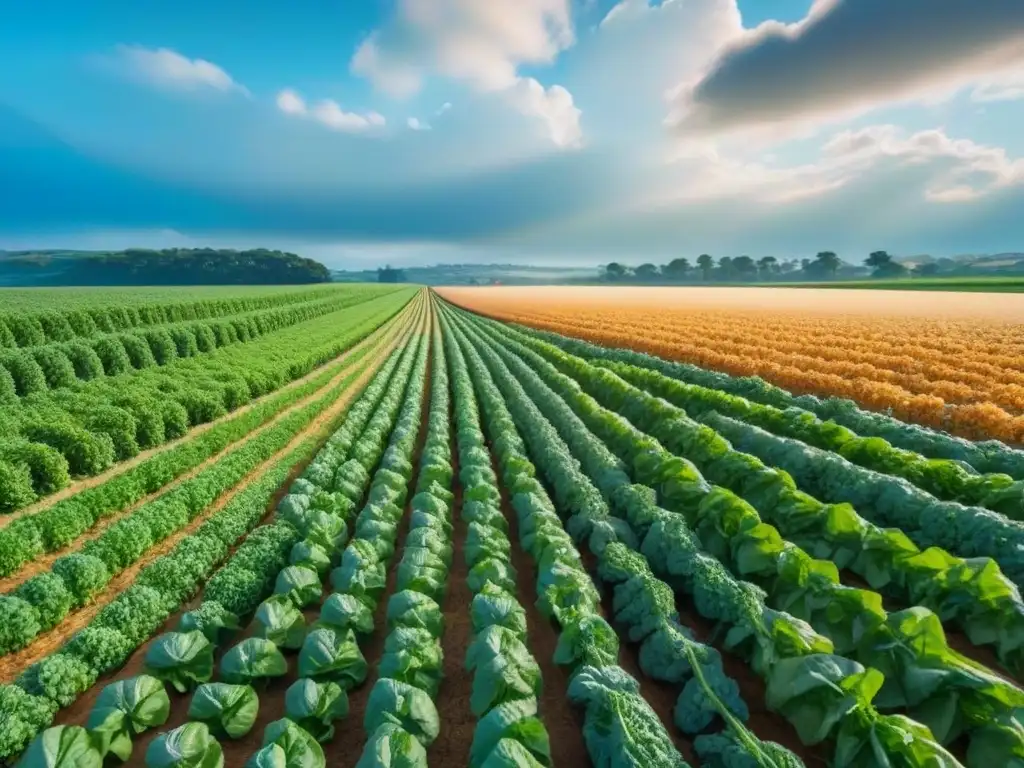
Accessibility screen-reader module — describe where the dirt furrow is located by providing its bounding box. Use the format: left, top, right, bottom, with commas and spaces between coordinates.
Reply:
494, 455, 592, 767
428, 394, 475, 764
328, 318, 433, 768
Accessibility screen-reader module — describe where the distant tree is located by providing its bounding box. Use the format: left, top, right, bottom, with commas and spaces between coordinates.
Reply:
757, 256, 778, 279
377, 265, 406, 283
800, 258, 812, 273
733, 256, 757, 280
697, 254, 714, 281
865, 250, 907, 278
780, 259, 798, 274
813, 251, 842, 278
605, 262, 628, 281
717, 257, 735, 281
912, 262, 940, 277
635, 263, 659, 280
662, 258, 692, 280
1, 248, 332, 286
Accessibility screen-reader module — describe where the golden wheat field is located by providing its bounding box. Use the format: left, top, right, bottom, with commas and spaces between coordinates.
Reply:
438, 286, 1024, 444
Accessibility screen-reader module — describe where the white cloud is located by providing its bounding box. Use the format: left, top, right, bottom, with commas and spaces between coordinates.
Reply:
109, 45, 248, 96
436, 102, 453, 115
275, 89, 386, 134
509, 78, 583, 148
971, 69, 1024, 103
407, 116, 431, 130
350, 0, 582, 148
276, 89, 306, 115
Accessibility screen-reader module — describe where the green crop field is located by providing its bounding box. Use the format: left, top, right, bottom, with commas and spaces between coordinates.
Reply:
2, 286, 1023, 768
769, 275, 1024, 292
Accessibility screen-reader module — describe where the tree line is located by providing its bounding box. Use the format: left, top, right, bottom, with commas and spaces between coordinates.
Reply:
601, 251, 913, 283
0, 248, 332, 286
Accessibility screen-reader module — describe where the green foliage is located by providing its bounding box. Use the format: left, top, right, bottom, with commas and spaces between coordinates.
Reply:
0, 684, 57, 761
143, 631, 215, 693
118, 333, 157, 369
145, 722, 223, 768
52, 553, 110, 607
22, 421, 115, 476
15, 573, 74, 631
29, 347, 76, 390
143, 328, 178, 365
220, 638, 288, 686
178, 601, 241, 643
60, 341, 106, 381
17, 725, 104, 768
284, 679, 348, 743
90, 336, 132, 376
18, 653, 96, 708
0, 350, 48, 395
247, 718, 325, 768
0, 440, 71, 495
65, 626, 134, 676
87, 676, 171, 761
188, 683, 260, 739
0, 460, 37, 512
95, 585, 169, 646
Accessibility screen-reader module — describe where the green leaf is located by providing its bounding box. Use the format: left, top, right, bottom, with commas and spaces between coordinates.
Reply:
17, 726, 103, 768
86, 676, 170, 760
284, 679, 348, 743
188, 684, 259, 739
144, 722, 223, 768
143, 632, 214, 694
220, 639, 288, 686
298, 629, 367, 688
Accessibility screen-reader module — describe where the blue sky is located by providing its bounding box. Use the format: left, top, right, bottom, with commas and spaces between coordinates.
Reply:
1, 0, 1022, 268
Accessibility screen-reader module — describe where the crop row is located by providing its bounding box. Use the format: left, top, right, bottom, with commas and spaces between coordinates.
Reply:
514, 322, 1024, 481
441, 301, 808, 766
520, 310, 1024, 405
0, 397, 340, 760
0, 288, 416, 512
0, 345, 383, 664
109, 310, 428, 765
471, 313, 1024, 666
454, 301, 1024, 445
452, 306, 1024, 766
520, 330, 1024, 596
597, 361, 1024, 518
0, 286, 391, 401
0, 299, 426, 762
0, 295, 416, 582
0, 284, 355, 349
446, 301, 1024, 767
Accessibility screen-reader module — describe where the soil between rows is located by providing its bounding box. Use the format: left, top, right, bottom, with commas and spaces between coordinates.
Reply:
493, 454, 592, 767
427, 416, 476, 765
328, 316, 433, 768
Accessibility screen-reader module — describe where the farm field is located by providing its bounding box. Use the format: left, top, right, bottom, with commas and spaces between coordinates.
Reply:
439, 285, 1024, 445
768, 276, 1024, 293
3, 287, 1024, 768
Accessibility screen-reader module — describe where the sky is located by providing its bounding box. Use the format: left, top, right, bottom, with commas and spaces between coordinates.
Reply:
1, 0, 1023, 268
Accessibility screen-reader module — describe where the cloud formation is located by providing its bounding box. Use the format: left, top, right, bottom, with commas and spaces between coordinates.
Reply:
110, 45, 248, 96
669, 0, 1024, 135
275, 89, 385, 133
350, 0, 582, 148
